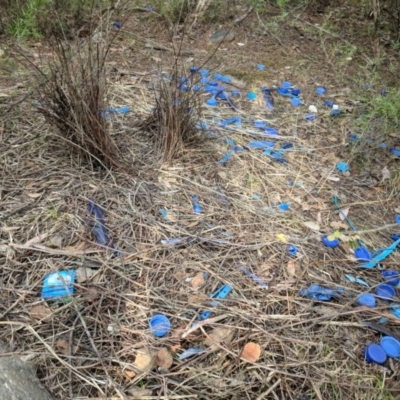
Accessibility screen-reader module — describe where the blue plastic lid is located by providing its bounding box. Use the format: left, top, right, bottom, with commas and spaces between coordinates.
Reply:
282, 81, 292, 88
324, 99, 334, 108
354, 247, 372, 262
247, 92, 257, 100
220, 75, 231, 83
278, 202, 289, 211
287, 245, 298, 256
365, 344, 387, 364
336, 161, 349, 172
206, 98, 217, 107
291, 88, 301, 96
375, 284, 396, 300
305, 113, 315, 122
200, 69, 209, 76
322, 235, 340, 248
257, 64, 265, 70
357, 293, 376, 308
381, 336, 400, 358
382, 270, 400, 286
149, 314, 171, 337
200, 77, 209, 85
316, 86, 326, 95
190, 66, 198, 73
291, 97, 301, 106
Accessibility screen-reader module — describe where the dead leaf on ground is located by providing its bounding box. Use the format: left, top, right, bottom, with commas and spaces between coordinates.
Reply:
241, 342, 261, 363
156, 348, 173, 369
56, 339, 78, 355
204, 326, 234, 347
169, 343, 182, 353
47, 234, 63, 249
76, 266, 95, 283
303, 221, 320, 231
191, 272, 206, 290
127, 387, 152, 397
287, 260, 297, 278
338, 207, 350, 220
124, 370, 136, 382
30, 304, 52, 322
330, 221, 348, 229
26, 192, 43, 199
133, 347, 154, 372
188, 293, 208, 305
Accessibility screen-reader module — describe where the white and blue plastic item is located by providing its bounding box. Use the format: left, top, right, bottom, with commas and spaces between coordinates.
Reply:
41, 270, 76, 299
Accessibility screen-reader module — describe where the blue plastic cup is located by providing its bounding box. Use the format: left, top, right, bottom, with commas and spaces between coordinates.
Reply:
149, 314, 171, 337
382, 270, 400, 286
365, 343, 387, 364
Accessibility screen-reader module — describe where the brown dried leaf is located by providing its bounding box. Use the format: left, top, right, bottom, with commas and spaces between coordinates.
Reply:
330, 221, 348, 229
47, 234, 63, 249
241, 342, 261, 363
338, 207, 350, 221
191, 272, 205, 290
133, 348, 154, 372
56, 339, 78, 355
188, 293, 208, 305
303, 221, 320, 231
165, 211, 177, 222
76, 266, 95, 283
156, 348, 173, 369
124, 370, 136, 382
287, 260, 297, 278
30, 304, 52, 322
127, 387, 153, 397
204, 326, 234, 347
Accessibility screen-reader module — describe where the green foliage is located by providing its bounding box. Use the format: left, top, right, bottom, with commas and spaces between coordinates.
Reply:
368, 89, 400, 133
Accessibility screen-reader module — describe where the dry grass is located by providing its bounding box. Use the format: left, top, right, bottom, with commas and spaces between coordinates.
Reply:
1, 12, 400, 400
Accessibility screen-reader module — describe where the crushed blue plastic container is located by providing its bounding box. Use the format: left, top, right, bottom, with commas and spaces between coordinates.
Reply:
365, 343, 387, 364
322, 235, 340, 248
380, 336, 400, 358
149, 314, 171, 337
357, 293, 376, 308
41, 270, 76, 299
375, 284, 396, 300
382, 270, 400, 286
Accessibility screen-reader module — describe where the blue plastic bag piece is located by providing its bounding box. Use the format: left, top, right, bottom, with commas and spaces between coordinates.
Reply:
300, 284, 343, 301
192, 196, 202, 214
252, 194, 261, 200
254, 120, 267, 129
263, 149, 272, 156
336, 161, 349, 172
218, 150, 234, 165
390, 147, 400, 157
200, 69, 209, 76
113, 22, 121, 29
41, 270, 76, 299
257, 64, 266, 70
219, 117, 241, 127
231, 89, 240, 97
395, 215, 400, 224
278, 202, 289, 211
379, 142, 387, 149
233, 145, 243, 153
305, 113, 316, 122
281, 142, 293, 150
324, 100, 334, 108
331, 108, 341, 116
249, 140, 275, 149
291, 97, 301, 106
88, 200, 110, 246
237, 264, 268, 288
261, 87, 274, 109
105, 106, 130, 114
282, 81, 292, 88
381, 89, 389, 96
360, 237, 400, 269
264, 127, 278, 136
391, 233, 400, 241
287, 245, 297, 256
344, 274, 369, 287
179, 348, 205, 360
316, 87, 326, 95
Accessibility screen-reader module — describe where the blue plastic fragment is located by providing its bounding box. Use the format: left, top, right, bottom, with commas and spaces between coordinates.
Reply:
231, 90, 240, 97
278, 203, 289, 211
200, 77, 209, 85
209, 81, 219, 86
252, 194, 261, 200
113, 22, 121, 29
220, 117, 241, 127
254, 121, 267, 129
41, 270, 76, 299
249, 140, 275, 149
263, 149, 272, 155
257, 64, 265, 70
218, 150, 234, 165
179, 348, 204, 360
225, 138, 235, 146
300, 284, 343, 301
214, 73, 223, 80
390, 147, 400, 157
396, 215, 400, 224
282, 81, 292, 88
105, 105, 130, 115
336, 161, 349, 172
220, 75, 231, 83
88, 200, 111, 246
391, 303, 400, 319
355, 247, 372, 262
305, 113, 315, 122
145, 7, 154, 12
375, 284, 396, 300
344, 274, 369, 287
206, 98, 217, 107
381, 89, 389, 96
291, 97, 301, 106
264, 127, 278, 136
277, 87, 294, 97
360, 237, 400, 269
382, 270, 400, 286
198, 284, 232, 321
233, 145, 243, 153
324, 100, 334, 108
192, 85, 202, 91
291, 88, 301, 96
237, 264, 268, 288
149, 314, 171, 337
280, 142, 293, 150
192, 196, 202, 214
379, 143, 387, 149
322, 235, 340, 248
331, 108, 341, 116
365, 343, 387, 364
287, 245, 297, 256
316, 87, 326, 95
247, 92, 257, 100
200, 69, 209, 76
391, 233, 400, 242
357, 293, 376, 307
190, 66, 199, 73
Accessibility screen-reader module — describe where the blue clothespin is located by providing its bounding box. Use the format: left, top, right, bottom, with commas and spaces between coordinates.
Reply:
199, 284, 232, 320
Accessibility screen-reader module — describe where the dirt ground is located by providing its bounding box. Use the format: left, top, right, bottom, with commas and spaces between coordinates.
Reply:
1, 3, 400, 400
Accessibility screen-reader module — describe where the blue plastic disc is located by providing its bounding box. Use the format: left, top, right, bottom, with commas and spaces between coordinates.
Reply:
382, 270, 400, 286
322, 235, 339, 248
354, 247, 372, 262
336, 161, 349, 172
257, 64, 265, 70
357, 293, 376, 308
206, 98, 217, 107
316, 86, 326, 95
381, 336, 400, 358
375, 284, 396, 300
365, 343, 387, 364
149, 314, 171, 337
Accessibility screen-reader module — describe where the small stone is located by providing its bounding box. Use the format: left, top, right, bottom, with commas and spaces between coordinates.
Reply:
210, 30, 235, 44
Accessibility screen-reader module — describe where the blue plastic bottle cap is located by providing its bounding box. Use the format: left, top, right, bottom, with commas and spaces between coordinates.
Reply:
395, 215, 400, 224
282, 81, 292, 88
247, 92, 257, 100
305, 113, 315, 122
357, 293, 376, 308
336, 161, 349, 172
375, 284, 396, 300
291, 97, 301, 106
149, 314, 171, 337
190, 66, 198, 73
278, 87, 289, 94
381, 336, 400, 358
322, 235, 340, 248
354, 247, 372, 262
231, 90, 240, 97
209, 81, 219, 86
200, 69, 209, 76
206, 98, 217, 107
257, 64, 265, 70
365, 344, 387, 364
287, 245, 297, 256
113, 22, 121, 29
200, 77, 209, 85
316, 86, 326, 95
382, 270, 400, 286
214, 73, 223, 80
324, 99, 334, 108
278, 203, 289, 211
220, 76, 231, 83
192, 85, 201, 91
265, 127, 278, 136
291, 88, 301, 96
